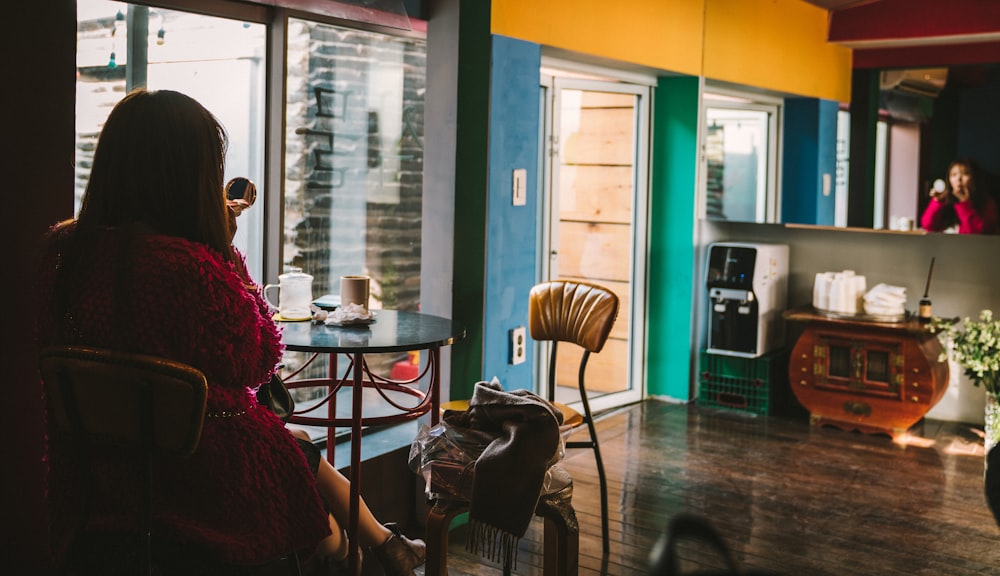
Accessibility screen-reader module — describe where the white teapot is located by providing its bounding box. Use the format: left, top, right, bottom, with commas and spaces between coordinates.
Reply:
264, 267, 314, 321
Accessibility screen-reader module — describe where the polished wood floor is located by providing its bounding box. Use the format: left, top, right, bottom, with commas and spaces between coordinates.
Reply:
428, 400, 1000, 575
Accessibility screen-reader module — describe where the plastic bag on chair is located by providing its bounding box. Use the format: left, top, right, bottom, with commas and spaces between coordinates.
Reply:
408, 418, 566, 501
408, 419, 495, 500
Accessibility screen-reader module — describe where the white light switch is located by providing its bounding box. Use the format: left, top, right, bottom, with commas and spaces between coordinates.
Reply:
512, 168, 527, 206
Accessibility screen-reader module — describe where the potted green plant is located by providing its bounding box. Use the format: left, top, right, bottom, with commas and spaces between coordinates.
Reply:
930, 310, 1000, 454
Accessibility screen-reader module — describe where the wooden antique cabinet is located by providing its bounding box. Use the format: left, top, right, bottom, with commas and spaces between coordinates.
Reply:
784, 306, 949, 440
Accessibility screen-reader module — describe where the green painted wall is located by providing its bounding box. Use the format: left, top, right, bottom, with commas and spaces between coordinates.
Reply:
647, 76, 700, 400
450, 0, 491, 399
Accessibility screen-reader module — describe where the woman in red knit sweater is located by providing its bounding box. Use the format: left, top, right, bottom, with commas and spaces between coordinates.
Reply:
38, 90, 423, 575
920, 158, 998, 234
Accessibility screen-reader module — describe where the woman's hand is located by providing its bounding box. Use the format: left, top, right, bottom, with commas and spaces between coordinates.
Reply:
226, 202, 241, 243
929, 179, 950, 203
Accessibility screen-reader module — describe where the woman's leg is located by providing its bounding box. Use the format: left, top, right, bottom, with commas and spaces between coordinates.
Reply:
288, 428, 424, 575
313, 514, 348, 560
315, 456, 393, 548
287, 428, 354, 559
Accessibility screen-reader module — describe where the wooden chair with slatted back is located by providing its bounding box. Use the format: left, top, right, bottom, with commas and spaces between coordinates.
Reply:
38, 345, 303, 576
528, 279, 620, 555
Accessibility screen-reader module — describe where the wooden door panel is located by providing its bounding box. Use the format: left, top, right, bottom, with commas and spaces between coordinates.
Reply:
558, 221, 631, 282
555, 338, 629, 393
561, 107, 634, 166
559, 165, 633, 224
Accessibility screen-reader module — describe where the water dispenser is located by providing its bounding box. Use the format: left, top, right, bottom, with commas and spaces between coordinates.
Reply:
706, 242, 789, 358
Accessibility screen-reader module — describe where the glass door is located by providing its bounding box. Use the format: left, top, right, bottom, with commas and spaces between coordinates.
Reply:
538, 75, 649, 412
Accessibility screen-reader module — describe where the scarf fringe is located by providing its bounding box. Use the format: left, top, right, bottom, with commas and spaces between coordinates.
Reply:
466, 518, 520, 570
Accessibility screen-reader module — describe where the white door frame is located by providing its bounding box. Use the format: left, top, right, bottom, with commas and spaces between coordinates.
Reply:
537, 73, 650, 413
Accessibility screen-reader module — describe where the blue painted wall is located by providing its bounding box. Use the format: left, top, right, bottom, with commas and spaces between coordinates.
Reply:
782, 98, 839, 226
481, 35, 542, 388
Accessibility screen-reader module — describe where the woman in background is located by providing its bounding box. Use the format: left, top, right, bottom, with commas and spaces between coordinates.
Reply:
38, 89, 423, 576
920, 157, 998, 234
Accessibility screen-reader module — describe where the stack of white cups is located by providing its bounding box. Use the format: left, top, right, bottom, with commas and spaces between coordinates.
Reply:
813, 270, 867, 314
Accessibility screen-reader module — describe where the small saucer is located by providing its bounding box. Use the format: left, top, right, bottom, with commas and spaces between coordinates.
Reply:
273, 312, 312, 322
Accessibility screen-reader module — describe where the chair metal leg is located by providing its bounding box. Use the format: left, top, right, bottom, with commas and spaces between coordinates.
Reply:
569, 353, 610, 555
566, 417, 609, 555
586, 416, 609, 556
139, 380, 155, 576
57, 372, 94, 576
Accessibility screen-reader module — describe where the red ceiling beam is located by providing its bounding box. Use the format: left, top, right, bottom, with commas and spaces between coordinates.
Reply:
853, 41, 1000, 69
829, 0, 1000, 47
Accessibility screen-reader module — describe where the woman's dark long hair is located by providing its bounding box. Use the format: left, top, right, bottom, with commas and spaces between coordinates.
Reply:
77, 89, 231, 252
49, 90, 231, 328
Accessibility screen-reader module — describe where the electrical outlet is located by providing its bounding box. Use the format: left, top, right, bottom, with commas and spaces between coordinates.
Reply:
510, 325, 527, 365
512, 168, 527, 206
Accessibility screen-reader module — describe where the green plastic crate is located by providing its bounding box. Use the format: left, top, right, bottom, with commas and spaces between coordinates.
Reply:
698, 349, 789, 416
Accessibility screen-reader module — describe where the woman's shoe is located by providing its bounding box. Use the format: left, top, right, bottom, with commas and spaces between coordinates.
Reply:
302, 549, 356, 576
369, 523, 426, 576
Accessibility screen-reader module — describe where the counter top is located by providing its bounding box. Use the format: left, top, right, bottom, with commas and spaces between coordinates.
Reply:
783, 305, 931, 334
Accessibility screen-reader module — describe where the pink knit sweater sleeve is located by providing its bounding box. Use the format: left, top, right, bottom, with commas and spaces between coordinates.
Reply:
920, 198, 950, 232
954, 197, 999, 234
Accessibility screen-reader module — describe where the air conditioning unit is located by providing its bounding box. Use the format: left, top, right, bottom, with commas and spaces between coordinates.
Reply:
879, 68, 948, 98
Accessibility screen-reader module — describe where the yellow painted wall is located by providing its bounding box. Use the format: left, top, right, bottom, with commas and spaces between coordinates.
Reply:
491, 0, 852, 102
704, 0, 851, 101
491, 0, 705, 77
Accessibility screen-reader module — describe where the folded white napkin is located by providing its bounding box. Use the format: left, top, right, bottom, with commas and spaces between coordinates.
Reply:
863, 283, 907, 316
325, 302, 373, 325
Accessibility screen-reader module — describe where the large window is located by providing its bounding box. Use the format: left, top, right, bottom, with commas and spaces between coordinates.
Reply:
75, 0, 267, 278
279, 19, 427, 438
283, 18, 426, 310
75, 1, 429, 444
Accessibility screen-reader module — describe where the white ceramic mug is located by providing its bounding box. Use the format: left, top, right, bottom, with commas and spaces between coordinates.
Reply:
264, 268, 314, 321
340, 275, 370, 311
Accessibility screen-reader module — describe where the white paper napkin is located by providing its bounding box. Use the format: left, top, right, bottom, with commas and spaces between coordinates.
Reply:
324, 302, 373, 325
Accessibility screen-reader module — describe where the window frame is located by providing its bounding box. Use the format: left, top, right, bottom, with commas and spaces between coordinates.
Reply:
700, 83, 783, 225
75, 0, 432, 449
119, 0, 427, 283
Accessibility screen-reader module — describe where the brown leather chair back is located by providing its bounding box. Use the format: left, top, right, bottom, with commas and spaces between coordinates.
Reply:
39, 345, 208, 457
528, 280, 619, 353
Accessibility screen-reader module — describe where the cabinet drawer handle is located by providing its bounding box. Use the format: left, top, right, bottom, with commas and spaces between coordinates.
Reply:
843, 401, 872, 416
